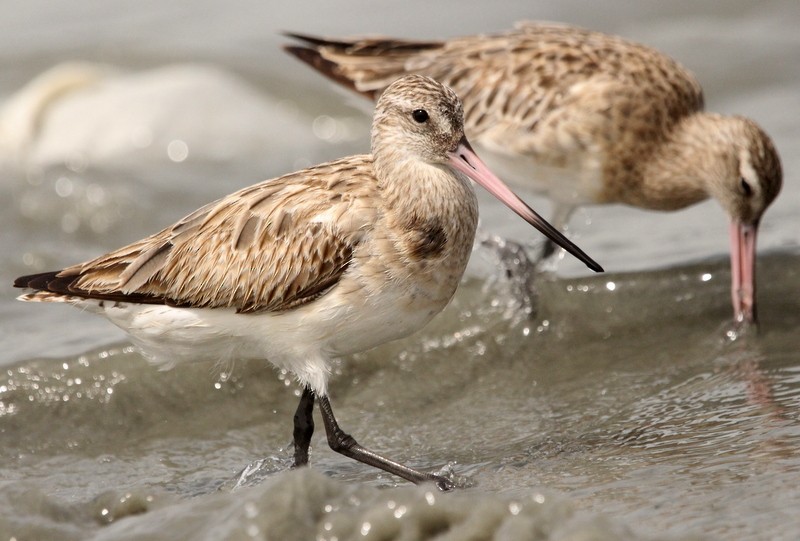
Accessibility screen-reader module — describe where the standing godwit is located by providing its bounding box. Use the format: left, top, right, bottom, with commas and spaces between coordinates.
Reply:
284, 22, 783, 324
14, 75, 601, 490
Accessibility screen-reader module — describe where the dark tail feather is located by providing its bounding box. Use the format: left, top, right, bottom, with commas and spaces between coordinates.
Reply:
283, 32, 442, 53
14, 271, 92, 299
283, 32, 443, 100
282, 44, 376, 99
14, 271, 63, 291
14, 269, 175, 306
283, 32, 358, 49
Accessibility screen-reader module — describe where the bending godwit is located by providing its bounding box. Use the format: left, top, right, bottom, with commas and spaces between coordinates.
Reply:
284, 22, 782, 324
14, 75, 601, 490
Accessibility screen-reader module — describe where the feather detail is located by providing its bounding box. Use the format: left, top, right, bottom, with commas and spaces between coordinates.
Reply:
18, 155, 380, 313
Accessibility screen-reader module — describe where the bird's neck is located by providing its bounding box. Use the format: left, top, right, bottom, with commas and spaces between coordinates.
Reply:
373, 149, 479, 266
380, 153, 477, 226
632, 113, 733, 211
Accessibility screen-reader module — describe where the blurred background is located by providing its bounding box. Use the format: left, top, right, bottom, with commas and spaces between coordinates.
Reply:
0, 1, 798, 540
1, 0, 797, 361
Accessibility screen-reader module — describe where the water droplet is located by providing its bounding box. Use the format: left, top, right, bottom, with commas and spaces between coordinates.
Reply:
605, 281, 616, 291
167, 140, 189, 162
508, 501, 521, 515
54, 176, 73, 197
360, 521, 371, 536
86, 184, 107, 205
312, 115, 337, 141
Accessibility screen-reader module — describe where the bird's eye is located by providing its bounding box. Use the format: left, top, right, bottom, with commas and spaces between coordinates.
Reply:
411, 109, 429, 123
740, 178, 753, 197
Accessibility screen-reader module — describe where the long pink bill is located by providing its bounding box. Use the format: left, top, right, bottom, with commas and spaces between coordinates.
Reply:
448, 137, 603, 273
729, 220, 758, 324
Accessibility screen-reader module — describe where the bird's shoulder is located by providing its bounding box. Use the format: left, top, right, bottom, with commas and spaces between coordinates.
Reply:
60, 155, 380, 312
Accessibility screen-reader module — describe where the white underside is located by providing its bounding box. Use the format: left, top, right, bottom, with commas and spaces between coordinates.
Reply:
67, 282, 441, 396
475, 140, 604, 210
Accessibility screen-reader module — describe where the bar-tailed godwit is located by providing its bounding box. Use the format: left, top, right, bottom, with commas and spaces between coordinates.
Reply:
14, 75, 601, 490
284, 22, 783, 324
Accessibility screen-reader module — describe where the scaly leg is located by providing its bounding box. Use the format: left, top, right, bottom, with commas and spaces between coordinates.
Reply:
292, 386, 315, 467
316, 394, 453, 491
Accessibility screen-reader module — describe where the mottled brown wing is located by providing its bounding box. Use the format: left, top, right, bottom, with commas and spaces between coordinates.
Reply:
284, 24, 603, 124
27, 156, 377, 313
285, 23, 703, 140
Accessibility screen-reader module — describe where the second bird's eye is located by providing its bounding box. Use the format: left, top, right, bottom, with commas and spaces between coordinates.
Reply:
740, 178, 753, 197
411, 109, 429, 123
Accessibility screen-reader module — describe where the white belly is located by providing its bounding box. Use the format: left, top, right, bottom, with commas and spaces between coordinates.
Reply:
474, 140, 604, 206
74, 278, 443, 396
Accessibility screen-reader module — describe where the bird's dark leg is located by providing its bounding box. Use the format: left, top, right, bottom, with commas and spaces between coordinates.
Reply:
316, 394, 454, 491
292, 386, 315, 468
539, 238, 558, 260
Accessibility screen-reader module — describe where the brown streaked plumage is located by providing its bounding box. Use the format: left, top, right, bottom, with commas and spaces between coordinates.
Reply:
284, 21, 783, 324
14, 75, 600, 490
23, 157, 374, 313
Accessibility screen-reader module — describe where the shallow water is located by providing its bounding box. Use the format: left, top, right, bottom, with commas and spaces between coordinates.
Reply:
1, 255, 799, 540
1, 1, 799, 540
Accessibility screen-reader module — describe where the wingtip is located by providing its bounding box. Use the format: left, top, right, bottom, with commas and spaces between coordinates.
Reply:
282, 44, 316, 62
282, 30, 308, 40
13, 270, 73, 303
281, 31, 351, 48
13, 271, 59, 290
282, 42, 376, 100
